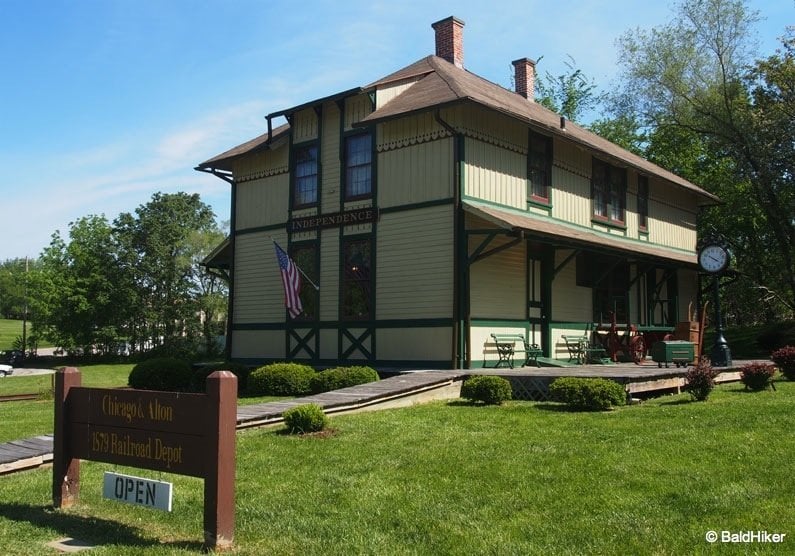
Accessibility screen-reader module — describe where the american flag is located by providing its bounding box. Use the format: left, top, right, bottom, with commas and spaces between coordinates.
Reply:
274, 242, 303, 318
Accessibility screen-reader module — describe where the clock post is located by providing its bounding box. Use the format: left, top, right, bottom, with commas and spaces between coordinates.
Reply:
698, 241, 732, 367
709, 274, 732, 367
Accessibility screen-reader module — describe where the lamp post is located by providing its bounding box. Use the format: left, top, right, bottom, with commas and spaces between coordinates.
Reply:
709, 274, 732, 367
697, 241, 732, 367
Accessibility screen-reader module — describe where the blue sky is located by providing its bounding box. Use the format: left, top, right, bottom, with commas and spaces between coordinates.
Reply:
1, 0, 790, 260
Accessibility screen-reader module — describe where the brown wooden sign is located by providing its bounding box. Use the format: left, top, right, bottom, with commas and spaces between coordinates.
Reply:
289, 207, 379, 232
53, 368, 237, 551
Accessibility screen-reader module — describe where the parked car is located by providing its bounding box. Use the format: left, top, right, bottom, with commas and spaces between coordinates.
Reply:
0, 350, 23, 367
0, 364, 12, 377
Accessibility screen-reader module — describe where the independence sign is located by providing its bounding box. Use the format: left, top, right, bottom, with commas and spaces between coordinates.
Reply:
289, 207, 379, 232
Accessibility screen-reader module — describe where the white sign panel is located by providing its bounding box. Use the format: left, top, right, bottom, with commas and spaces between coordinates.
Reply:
102, 471, 173, 512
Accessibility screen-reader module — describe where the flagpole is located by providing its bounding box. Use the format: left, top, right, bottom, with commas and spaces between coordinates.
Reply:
271, 238, 320, 291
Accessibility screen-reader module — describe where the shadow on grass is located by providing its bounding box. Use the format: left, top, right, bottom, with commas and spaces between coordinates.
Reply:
660, 398, 695, 406
0, 502, 204, 552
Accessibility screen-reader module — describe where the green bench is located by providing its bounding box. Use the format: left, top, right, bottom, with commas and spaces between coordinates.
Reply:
561, 334, 607, 365
490, 333, 542, 368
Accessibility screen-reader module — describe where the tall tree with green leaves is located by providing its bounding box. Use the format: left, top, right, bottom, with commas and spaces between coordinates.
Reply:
32, 215, 133, 353
534, 55, 604, 123
614, 0, 794, 320
114, 192, 222, 352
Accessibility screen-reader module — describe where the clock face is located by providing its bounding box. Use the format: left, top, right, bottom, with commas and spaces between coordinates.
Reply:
699, 244, 729, 273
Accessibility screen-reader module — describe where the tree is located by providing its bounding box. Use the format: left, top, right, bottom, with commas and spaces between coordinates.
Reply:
535, 55, 605, 123
614, 0, 794, 320
32, 216, 133, 353
0, 258, 32, 320
114, 192, 223, 352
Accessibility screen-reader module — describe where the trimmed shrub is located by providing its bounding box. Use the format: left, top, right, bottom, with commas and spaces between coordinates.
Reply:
685, 358, 718, 401
248, 363, 316, 396
740, 363, 776, 391
128, 358, 193, 391
771, 346, 795, 380
190, 362, 251, 396
460, 375, 513, 405
283, 403, 328, 434
310, 366, 380, 394
549, 377, 626, 411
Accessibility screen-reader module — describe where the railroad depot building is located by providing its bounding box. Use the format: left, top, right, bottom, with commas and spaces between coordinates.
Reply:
198, 16, 720, 369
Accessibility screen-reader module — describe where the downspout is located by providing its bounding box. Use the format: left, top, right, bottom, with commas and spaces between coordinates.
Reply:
196, 167, 236, 360
434, 109, 467, 369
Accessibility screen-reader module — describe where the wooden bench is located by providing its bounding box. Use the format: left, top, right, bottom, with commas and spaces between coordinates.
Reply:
561, 335, 607, 365
490, 333, 542, 368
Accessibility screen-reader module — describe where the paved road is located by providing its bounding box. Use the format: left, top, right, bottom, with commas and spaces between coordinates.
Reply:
1, 367, 55, 377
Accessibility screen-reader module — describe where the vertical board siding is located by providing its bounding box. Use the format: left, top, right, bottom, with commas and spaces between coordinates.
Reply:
321, 101, 341, 214
376, 205, 454, 319
375, 77, 422, 110
647, 180, 698, 251
233, 145, 289, 182
232, 330, 284, 360
344, 94, 373, 130
464, 138, 526, 209
377, 328, 452, 361
550, 139, 592, 227
455, 104, 528, 150
378, 112, 447, 151
233, 233, 285, 324
469, 236, 526, 319
235, 174, 289, 230
292, 108, 318, 143
551, 249, 592, 323
377, 138, 454, 208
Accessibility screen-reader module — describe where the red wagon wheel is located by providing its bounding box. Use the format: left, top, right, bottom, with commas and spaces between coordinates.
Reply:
630, 335, 646, 364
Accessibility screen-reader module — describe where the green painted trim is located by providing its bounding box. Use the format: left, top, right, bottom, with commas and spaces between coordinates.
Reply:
527, 198, 553, 212
230, 357, 454, 369
526, 128, 554, 210
338, 100, 346, 208
462, 195, 696, 258
471, 318, 531, 326
340, 128, 375, 203
541, 247, 553, 355
379, 197, 454, 214
237, 222, 288, 236
231, 315, 454, 330
591, 217, 628, 232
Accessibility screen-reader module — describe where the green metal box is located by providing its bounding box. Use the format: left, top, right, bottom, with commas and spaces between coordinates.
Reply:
651, 341, 695, 368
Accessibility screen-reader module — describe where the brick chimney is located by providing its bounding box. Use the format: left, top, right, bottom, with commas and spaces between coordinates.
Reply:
432, 16, 465, 68
512, 57, 536, 101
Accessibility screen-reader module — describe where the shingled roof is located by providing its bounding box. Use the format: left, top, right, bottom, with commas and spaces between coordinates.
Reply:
197, 39, 719, 206
197, 123, 290, 172
357, 55, 720, 205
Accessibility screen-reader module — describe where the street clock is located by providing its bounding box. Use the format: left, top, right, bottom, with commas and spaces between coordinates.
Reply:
698, 243, 730, 274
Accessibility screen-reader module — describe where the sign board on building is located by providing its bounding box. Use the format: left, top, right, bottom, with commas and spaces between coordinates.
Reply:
102, 471, 173, 512
289, 207, 379, 232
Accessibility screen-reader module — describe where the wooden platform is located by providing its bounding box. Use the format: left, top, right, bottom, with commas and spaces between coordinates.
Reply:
0, 362, 759, 475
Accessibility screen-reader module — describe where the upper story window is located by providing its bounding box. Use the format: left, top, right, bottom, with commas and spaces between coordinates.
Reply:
528, 132, 552, 205
293, 144, 318, 207
344, 133, 373, 200
637, 175, 649, 232
592, 158, 626, 226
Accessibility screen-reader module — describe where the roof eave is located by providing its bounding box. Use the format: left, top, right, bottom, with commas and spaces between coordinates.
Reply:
268, 87, 364, 120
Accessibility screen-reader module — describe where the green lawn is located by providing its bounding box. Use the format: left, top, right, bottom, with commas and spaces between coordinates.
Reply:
0, 379, 793, 554
0, 319, 22, 351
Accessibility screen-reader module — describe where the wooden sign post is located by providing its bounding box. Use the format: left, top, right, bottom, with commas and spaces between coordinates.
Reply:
53, 367, 237, 551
